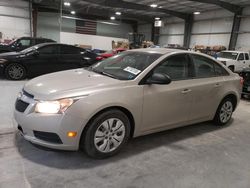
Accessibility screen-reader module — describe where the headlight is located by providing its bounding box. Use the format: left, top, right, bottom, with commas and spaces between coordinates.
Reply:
35, 98, 74, 114
0, 59, 7, 64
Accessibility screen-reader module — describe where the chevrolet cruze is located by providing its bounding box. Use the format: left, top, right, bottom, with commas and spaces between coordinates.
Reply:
14, 48, 241, 158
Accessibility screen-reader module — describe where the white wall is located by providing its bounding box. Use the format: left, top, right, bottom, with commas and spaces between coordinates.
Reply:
37, 12, 60, 42
138, 24, 152, 41
0, 0, 30, 42
60, 32, 127, 50
97, 21, 133, 38
190, 17, 233, 47
159, 19, 184, 46
159, 9, 237, 48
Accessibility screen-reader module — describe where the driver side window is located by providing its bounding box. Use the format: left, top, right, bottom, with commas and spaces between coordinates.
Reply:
238, 53, 244, 61
153, 54, 190, 81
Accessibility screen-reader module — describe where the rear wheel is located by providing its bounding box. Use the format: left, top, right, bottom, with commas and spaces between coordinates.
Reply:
81, 109, 131, 159
5, 63, 26, 80
213, 98, 234, 125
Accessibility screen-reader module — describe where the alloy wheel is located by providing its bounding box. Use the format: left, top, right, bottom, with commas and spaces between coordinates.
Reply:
8, 64, 24, 79
94, 118, 125, 153
219, 101, 233, 123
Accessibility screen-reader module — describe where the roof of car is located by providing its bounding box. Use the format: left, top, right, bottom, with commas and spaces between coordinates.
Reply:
33, 42, 79, 48
221, 50, 249, 53
130, 48, 185, 54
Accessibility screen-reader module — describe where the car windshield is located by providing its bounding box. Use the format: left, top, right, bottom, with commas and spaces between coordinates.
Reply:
89, 51, 162, 80
8, 39, 18, 46
218, 52, 238, 60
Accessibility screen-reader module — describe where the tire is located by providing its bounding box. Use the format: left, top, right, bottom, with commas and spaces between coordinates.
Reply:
5, 63, 26, 80
213, 98, 234, 126
81, 109, 131, 159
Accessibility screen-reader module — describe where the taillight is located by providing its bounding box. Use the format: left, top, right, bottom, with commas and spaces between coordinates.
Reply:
240, 77, 244, 86
96, 56, 103, 61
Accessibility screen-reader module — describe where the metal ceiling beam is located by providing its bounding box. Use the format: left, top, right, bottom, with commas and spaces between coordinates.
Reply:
80, 0, 189, 19
187, 0, 242, 13
74, 5, 154, 22
183, 14, 193, 48
229, 8, 243, 50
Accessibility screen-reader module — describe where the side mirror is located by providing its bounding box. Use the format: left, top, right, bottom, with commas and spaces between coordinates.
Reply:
16, 43, 22, 48
32, 50, 39, 56
146, 73, 172, 85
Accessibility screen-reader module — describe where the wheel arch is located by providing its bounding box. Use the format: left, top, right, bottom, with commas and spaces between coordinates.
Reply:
79, 106, 135, 146
220, 93, 238, 111
4, 62, 28, 74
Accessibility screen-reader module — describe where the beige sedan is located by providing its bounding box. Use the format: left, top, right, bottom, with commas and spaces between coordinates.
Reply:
14, 48, 241, 158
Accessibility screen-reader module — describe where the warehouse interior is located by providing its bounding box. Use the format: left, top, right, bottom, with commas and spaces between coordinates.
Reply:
1, 0, 250, 187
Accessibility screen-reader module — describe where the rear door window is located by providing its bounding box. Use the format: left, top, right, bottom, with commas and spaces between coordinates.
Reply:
38, 45, 59, 54
60, 45, 80, 54
191, 54, 216, 78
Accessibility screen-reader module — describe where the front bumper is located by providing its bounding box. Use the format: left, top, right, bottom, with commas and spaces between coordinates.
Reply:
14, 92, 87, 151
0, 64, 4, 75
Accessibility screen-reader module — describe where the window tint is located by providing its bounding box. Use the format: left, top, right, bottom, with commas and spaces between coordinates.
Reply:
38, 45, 59, 54
18, 39, 31, 47
245, 53, 249, 60
191, 55, 216, 78
60, 45, 80, 54
153, 54, 190, 80
214, 63, 229, 76
36, 39, 49, 44
238, 53, 244, 61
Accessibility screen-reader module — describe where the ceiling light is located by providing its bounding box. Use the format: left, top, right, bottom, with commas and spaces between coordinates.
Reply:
70, 11, 75, 15
155, 17, 160, 20
193, 11, 201, 15
159, 6, 163, 8
115, 12, 121, 15
64, 2, 71, 6
110, 16, 115, 20
150, 4, 158, 8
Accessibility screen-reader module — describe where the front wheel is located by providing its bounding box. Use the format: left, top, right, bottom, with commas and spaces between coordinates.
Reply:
5, 63, 26, 80
81, 109, 131, 159
213, 98, 234, 125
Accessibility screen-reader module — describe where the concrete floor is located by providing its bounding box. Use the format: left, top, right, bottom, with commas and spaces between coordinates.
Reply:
1, 79, 250, 188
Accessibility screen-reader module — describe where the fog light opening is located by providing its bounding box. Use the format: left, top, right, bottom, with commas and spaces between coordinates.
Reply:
67, 132, 77, 137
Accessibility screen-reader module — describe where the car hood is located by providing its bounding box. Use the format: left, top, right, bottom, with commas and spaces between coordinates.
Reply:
217, 57, 232, 62
0, 51, 21, 59
23, 69, 124, 100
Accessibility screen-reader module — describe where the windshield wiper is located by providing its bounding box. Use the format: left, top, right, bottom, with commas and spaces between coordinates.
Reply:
91, 68, 118, 79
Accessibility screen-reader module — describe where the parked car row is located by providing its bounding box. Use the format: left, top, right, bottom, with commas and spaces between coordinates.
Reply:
0, 42, 98, 80
0, 37, 55, 53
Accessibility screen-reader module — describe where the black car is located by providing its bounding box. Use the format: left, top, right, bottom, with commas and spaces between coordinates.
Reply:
0, 37, 55, 53
0, 43, 98, 80
239, 68, 250, 98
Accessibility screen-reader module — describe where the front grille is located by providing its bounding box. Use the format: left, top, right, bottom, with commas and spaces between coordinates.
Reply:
15, 99, 29, 112
33, 131, 63, 144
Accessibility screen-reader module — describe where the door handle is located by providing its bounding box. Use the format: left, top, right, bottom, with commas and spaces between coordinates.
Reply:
214, 83, 221, 88
181, 89, 192, 94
